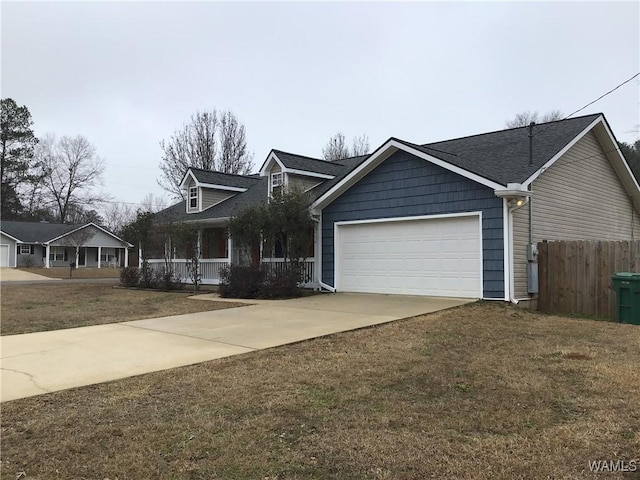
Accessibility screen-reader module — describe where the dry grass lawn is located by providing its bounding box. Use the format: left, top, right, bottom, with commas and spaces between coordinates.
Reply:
1, 302, 638, 479
18, 266, 122, 278
1, 283, 244, 335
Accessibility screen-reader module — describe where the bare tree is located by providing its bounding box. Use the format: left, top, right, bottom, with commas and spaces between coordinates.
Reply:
322, 132, 350, 161
505, 110, 564, 128
140, 192, 167, 213
323, 132, 370, 161
351, 134, 370, 156
66, 226, 95, 276
36, 134, 106, 223
102, 202, 135, 235
158, 109, 254, 199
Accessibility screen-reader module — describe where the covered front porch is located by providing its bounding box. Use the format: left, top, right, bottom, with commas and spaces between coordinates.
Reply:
145, 224, 318, 286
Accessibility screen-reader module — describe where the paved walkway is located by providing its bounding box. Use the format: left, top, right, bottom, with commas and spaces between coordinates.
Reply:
0, 293, 473, 402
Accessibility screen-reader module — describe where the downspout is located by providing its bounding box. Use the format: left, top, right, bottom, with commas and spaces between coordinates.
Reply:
527, 122, 539, 297
311, 212, 335, 293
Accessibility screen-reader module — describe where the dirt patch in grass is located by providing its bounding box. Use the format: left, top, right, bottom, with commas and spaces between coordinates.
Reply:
18, 267, 123, 279
1, 283, 245, 335
2, 302, 638, 479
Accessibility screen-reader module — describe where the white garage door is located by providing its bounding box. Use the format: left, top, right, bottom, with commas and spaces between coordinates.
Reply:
336, 215, 482, 298
0, 245, 9, 267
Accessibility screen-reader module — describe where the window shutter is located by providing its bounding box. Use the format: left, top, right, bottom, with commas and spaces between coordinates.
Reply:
30, 245, 34, 255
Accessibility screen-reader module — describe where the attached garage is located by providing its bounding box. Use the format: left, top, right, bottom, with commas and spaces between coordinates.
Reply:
0, 244, 9, 267
335, 213, 482, 298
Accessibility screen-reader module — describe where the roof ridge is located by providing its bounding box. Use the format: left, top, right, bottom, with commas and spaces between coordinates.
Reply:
272, 149, 347, 166
1, 220, 82, 227
422, 112, 602, 146
190, 168, 261, 180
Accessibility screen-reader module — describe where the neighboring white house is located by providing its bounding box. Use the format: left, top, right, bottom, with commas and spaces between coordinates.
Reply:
0, 221, 133, 268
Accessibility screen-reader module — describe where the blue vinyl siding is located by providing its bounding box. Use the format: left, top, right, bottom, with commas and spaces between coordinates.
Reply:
321, 150, 504, 298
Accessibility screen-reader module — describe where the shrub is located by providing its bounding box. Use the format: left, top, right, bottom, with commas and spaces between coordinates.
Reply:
219, 264, 303, 299
153, 266, 182, 291
20, 254, 35, 268
139, 260, 155, 288
120, 267, 140, 287
219, 265, 264, 298
259, 264, 302, 299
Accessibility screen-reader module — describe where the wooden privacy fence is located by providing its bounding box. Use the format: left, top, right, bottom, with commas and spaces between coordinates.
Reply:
538, 240, 640, 319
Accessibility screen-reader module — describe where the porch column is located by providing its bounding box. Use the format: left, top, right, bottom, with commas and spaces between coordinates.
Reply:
97, 246, 102, 268
197, 229, 202, 259
124, 247, 129, 268
138, 246, 142, 268
45, 244, 50, 268
227, 235, 232, 265
75, 249, 79, 268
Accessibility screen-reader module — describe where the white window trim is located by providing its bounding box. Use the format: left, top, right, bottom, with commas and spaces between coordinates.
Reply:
20, 244, 32, 255
271, 172, 283, 187
189, 187, 198, 209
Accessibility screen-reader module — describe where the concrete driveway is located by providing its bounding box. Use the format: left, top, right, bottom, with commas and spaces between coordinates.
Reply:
0, 268, 60, 282
0, 293, 473, 402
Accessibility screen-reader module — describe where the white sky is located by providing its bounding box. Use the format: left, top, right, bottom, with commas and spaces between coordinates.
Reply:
2, 1, 639, 208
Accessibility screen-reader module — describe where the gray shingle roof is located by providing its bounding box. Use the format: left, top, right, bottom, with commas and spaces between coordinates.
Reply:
158, 179, 269, 222
160, 113, 606, 222
0, 221, 82, 243
272, 150, 346, 176
416, 113, 601, 185
190, 168, 262, 189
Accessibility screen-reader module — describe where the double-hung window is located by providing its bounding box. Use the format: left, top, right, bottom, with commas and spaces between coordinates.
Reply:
189, 187, 198, 209
271, 172, 284, 196
100, 248, 117, 263
49, 246, 65, 262
20, 245, 33, 255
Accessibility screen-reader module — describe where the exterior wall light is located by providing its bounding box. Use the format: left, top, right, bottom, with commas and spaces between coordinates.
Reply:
494, 183, 532, 210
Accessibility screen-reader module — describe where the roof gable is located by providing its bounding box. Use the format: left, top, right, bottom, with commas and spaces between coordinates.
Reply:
419, 114, 602, 186
179, 168, 261, 191
0, 221, 132, 246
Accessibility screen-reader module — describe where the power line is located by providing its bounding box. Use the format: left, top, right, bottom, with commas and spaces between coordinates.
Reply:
535, 72, 640, 138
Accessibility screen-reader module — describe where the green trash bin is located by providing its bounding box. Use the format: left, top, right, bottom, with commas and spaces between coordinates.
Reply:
611, 273, 640, 325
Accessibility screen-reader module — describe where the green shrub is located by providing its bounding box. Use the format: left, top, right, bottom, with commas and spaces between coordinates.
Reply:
219, 265, 264, 298
139, 260, 156, 288
219, 264, 303, 299
259, 264, 302, 299
153, 266, 182, 291
120, 267, 140, 287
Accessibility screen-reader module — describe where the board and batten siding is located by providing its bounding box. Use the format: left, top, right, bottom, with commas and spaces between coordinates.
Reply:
322, 150, 505, 299
513, 130, 640, 298
201, 188, 235, 209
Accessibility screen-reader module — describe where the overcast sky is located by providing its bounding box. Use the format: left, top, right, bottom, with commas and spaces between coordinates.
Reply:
2, 1, 639, 209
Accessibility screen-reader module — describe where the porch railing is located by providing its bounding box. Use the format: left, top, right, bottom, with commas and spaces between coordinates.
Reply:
146, 257, 316, 286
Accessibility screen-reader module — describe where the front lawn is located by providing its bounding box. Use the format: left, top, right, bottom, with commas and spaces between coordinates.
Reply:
17, 266, 122, 278
1, 303, 638, 479
0, 283, 245, 335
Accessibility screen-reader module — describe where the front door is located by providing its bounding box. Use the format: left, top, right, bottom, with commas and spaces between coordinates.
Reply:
78, 247, 86, 267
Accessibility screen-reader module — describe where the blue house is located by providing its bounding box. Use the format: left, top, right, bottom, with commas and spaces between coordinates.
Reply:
154, 113, 640, 305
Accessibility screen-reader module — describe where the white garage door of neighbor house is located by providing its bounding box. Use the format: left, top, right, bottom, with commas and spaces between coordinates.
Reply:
337, 215, 482, 298
0, 245, 9, 267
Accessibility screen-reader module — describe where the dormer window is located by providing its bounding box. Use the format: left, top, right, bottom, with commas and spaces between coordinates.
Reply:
189, 187, 198, 209
272, 172, 283, 188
